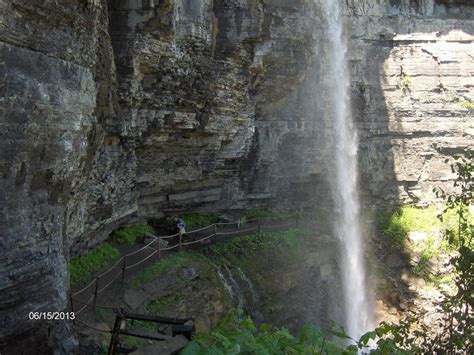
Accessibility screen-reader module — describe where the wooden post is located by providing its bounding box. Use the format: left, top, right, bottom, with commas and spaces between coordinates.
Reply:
238, 218, 241, 230
93, 277, 99, 310
214, 224, 217, 235
257, 217, 261, 233
121, 256, 126, 281
108, 312, 123, 355
157, 237, 161, 259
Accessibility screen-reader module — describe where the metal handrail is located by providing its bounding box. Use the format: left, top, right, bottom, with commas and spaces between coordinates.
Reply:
181, 233, 215, 246
185, 224, 215, 235
125, 249, 160, 271
216, 226, 258, 236
72, 278, 97, 297
126, 238, 158, 257
97, 256, 125, 279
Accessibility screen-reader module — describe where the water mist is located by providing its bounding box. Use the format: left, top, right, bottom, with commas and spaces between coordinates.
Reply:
320, 1, 372, 340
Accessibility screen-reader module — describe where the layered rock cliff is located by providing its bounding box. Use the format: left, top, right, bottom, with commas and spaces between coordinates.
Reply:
345, 0, 474, 205
0, 0, 472, 351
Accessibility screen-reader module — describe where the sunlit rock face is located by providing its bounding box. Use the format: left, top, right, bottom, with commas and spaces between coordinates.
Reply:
342, 0, 474, 206
0, 0, 472, 351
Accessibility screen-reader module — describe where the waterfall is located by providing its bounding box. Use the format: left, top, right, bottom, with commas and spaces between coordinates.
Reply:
320, 1, 371, 340
216, 268, 236, 300
214, 262, 245, 309
223, 265, 245, 309
214, 263, 263, 322
235, 266, 264, 323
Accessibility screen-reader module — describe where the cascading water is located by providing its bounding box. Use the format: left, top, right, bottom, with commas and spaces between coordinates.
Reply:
214, 264, 244, 309
235, 265, 264, 323
214, 263, 263, 322
320, 1, 372, 340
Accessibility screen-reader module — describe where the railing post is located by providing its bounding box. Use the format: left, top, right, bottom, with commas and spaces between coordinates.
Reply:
238, 218, 241, 230
108, 312, 123, 355
257, 217, 261, 233
214, 224, 217, 236
179, 233, 183, 251
157, 237, 161, 259
121, 256, 126, 281
93, 277, 99, 310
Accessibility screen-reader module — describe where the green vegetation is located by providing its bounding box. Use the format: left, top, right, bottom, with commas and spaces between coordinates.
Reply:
400, 70, 411, 94
412, 235, 451, 285
373, 152, 473, 353
181, 312, 362, 355
183, 214, 220, 228
240, 209, 280, 219
129, 251, 202, 288
378, 204, 472, 284
430, 152, 473, 352
69, 243, 120, 288
111, 224, 155, 245
377, 204, 471, 248
378, 207, 413, 248
129, 228, 305, 289
209, 229, 305, 260
456, 99, 474, 110
146, 293, 181, 315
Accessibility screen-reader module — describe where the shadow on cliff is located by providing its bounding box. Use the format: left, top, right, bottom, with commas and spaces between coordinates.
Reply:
354, 1, 474, 326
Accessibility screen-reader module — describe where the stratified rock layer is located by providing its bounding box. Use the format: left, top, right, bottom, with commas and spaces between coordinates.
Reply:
0, 0, 472, 351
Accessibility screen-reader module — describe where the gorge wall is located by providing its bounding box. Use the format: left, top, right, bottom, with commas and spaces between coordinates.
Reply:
0, 0, 472, 351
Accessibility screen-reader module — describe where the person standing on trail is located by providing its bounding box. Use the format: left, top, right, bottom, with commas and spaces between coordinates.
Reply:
177, 217, 186, 237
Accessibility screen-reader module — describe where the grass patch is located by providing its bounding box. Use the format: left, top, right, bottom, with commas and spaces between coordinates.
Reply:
146, 293, 181, 315
111, 224, 155, 245
414, 236, 440, 278
183, 214, 220, 229
378, 205, 442, 248
70, 243, 120, 288
378, 205, 473, 248
129, 251, 202, 288
128, 228, 305, 288
378, 210, 409, 248
209, 229, 306, 261
413, 235, 454, 286
378, 205, 470, 286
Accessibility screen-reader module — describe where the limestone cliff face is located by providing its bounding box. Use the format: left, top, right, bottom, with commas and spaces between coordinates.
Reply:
343, 0, 474, 205
0, 0, 472, 350
1, 0, 109, 350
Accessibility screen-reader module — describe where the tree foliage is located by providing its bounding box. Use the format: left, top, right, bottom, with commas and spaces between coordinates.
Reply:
431, 151, 473, 353
374, 151, 473, 353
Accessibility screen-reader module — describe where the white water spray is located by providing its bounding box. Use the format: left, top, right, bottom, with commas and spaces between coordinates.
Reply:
321, 1, 371, 340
